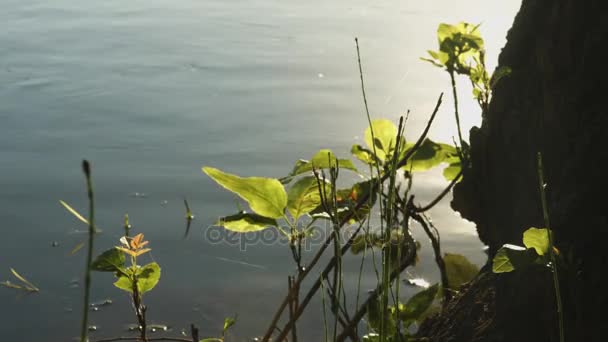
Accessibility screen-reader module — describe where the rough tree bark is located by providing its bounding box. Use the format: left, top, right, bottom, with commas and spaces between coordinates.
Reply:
418, 1, 608, 341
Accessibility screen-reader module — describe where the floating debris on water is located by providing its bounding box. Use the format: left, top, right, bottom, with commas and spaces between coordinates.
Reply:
69, 278, 79, 289
148, 324, 170, 333
51, 241, 60, 247
129, 192, 148, 198
161, 200, 168, 206
88, 325, 98, 332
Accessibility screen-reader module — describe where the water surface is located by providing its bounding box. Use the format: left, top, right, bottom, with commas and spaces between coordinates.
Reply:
0, 1, 521, 340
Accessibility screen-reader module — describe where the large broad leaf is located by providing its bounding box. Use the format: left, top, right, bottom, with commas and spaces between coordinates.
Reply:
364, 119, 398, 161
281, 149, 357, 184
91, 248, 126, 273
492, 244, 538, 273
286, 176, 326, 220
400, 283, 439, 322
113, 263, 161, 294
443, 253, 479, 290
400, 139, 457, 172
523, 227, 551, 256
217, 212, 277, 233
203, 167, 287, 219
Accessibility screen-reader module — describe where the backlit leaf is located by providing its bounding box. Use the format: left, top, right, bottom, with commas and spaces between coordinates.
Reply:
203, 167, 287, 219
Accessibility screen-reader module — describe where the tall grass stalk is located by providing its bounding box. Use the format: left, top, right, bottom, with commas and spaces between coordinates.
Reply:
79, 160, 95, 342
537, 152, 565, 342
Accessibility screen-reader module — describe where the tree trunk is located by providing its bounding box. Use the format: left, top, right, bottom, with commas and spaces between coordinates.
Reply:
419, 0, 608, 340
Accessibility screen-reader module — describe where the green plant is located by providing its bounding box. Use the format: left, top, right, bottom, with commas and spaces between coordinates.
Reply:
199, 315, 237, 342
491, 153, 564, 342
91, 233, 161, 341
1, 268, 40, 293
422, 22, 511, 163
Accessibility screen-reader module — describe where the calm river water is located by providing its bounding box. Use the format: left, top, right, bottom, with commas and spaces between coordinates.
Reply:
0, 1, 520, 340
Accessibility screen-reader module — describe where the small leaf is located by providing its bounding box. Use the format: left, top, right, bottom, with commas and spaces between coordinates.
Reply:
137, 262, 161, 294
91, 248, 126, 272
217, 212, 277, 233
492, 244, 538, 273
442, 161, 462, 181
223, 315, 237, 332
10, 268, 39, 291
69, 242, 85, 256
443, 253, 479, 290
351, 144, 377, 165
282, 149, 358, 182
113, 273, 134, 293
401, 283, 439, 322
364, 119, 398, 161
286, 176, 326, 220
523, 227, 551, 256
203, 167, 287, 219
59, 200, 88, 224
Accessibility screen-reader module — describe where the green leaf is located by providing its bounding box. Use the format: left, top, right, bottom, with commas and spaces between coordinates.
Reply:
364, 119, 398, 161
442, 161, 462, 181
217, 212, 277, 233
59, 200, 89, 225
203, 167, 287, 219
286, 176, 326, 220
281, 149, 358, 183
137, 262, 161, 294
223, 315, 237, 333
443, 253, 479, 290
351, 144, 377, 165
91, 248, 126, 272
492, 244, 538, 273
401, 283, 439, 322
400, 139, 457, 172
523, 227, 551, 256
113, 263, 161, 294
113, 273, 134, 293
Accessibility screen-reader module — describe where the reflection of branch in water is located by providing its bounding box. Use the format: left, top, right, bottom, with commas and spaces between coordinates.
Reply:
183, 198, 195, 239
183, 217, 193, 239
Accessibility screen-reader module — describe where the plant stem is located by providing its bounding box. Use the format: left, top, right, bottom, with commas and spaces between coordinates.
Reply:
537, 152, 565, 342
80, 160, 95, 342
449, 70, 466, 160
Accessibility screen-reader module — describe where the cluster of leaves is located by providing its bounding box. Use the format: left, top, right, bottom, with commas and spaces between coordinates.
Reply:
422, 22, 511, 112
91, 233, 160, 295
492, 228, 556, 273
204, 118, 462, 238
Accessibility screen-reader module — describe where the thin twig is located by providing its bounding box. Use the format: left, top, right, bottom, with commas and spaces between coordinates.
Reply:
414, 170, 463, 213
411, 211, 449, 302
